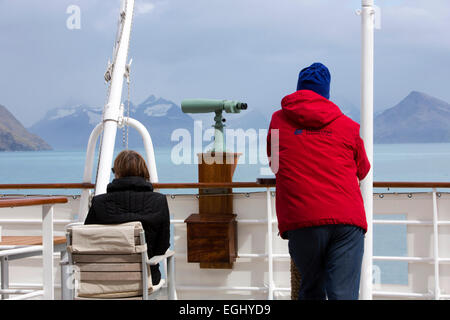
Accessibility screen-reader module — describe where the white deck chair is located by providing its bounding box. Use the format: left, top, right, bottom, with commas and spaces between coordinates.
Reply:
63, 222, 176, 300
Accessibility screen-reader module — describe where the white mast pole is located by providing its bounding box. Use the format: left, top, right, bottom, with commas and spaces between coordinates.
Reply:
360, 0, 375, 300
95, 0, 135, 195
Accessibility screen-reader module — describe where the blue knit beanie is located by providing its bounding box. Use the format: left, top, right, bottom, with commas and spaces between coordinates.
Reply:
296, 62, 331, 99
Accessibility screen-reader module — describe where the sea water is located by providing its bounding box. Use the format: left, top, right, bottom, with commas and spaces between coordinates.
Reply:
1, 143, 450, 286
2, 143, 450, 191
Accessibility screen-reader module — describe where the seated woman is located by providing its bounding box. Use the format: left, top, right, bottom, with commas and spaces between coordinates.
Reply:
84, 150, 170, 286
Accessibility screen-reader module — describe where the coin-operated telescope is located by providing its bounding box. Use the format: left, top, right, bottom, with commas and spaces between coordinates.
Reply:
181, 99, 248, 152
181, 99, 248, 269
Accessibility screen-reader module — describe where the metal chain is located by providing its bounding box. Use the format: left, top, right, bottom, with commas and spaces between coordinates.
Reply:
126, 76, 131, 149
121, 105, 126, 149
121, 0, 134, 150
124, 0, 135, 151
121, 78, 131, 150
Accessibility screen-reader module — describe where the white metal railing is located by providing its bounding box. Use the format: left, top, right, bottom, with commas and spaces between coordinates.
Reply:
432, 189, 441, 300
266, 188, 275, 300
172, 189, 290, 299
172, 189, 450, 300
3, 189, 450, 300
370, 188, 449, 300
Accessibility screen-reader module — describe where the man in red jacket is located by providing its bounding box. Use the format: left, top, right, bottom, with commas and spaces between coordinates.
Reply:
267, 62, 371, 300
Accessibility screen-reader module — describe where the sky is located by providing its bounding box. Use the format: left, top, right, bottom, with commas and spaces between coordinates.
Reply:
0, 0, 449, 127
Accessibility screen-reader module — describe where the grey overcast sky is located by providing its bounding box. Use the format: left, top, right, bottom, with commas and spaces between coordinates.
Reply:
0, 0, 449, 126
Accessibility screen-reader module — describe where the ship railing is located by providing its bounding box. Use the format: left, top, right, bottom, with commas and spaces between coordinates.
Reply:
0, 196, 68, 300
371, 183, 450, 300
1, 182, 450, 300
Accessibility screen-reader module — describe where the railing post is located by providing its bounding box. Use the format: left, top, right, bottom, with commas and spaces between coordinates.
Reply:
167, 255, 177, 300
79, 123, 103, 222
359, 0, 375, 300
266, 188, 274, 300
432, 189, 441, 300
60, 250, 71, 300
1, 257, 9, 300
42, 204, 54, 300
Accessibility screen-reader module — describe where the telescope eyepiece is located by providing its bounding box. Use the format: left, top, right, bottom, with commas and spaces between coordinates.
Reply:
237, 103, 248, 110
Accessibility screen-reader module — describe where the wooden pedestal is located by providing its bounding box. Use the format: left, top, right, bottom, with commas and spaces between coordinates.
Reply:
184, 152, 241, 269
185, 214, 237, 269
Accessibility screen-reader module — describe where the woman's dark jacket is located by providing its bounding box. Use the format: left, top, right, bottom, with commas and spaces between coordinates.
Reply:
84, 176, 170, 285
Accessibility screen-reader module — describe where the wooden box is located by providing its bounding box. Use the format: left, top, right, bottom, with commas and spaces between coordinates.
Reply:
197, 152, 241, 215
185, 213, 237, 269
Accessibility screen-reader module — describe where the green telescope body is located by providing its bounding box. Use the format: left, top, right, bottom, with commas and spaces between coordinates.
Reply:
181, 99, 247, 114
180, 98, 248, 152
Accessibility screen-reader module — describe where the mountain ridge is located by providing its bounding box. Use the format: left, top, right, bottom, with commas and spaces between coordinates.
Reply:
26, 90, 450, 150
0, 104, 52, 151
374, 90, 450, 143
28, 95, 195, 149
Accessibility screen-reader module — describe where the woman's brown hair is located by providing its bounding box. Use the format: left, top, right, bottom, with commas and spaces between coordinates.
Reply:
113, 150, 150, 180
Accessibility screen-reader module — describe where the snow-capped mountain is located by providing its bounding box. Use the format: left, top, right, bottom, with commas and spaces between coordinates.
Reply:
32, 92, 398, 151
28, 95, 195, 149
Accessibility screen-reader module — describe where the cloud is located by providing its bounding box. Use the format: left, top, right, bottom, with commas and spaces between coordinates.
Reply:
1, 0, 450, 126
135, 0, 156, 15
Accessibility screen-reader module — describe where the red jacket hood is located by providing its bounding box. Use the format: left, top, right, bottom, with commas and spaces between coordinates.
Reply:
281, 90, 343, 129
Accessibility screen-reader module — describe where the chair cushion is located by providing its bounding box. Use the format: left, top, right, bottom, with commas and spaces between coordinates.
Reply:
68, 222, 147, 254
66, 221, 164, 299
